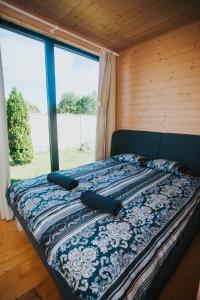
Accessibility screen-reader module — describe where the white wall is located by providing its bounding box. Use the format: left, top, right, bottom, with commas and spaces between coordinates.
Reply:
29, 113, 96, 153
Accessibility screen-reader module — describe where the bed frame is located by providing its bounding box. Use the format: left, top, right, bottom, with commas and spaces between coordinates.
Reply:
9, 130, 200, 300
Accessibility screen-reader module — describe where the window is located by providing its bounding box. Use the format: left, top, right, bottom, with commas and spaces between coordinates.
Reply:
54, 46, 99, 170
0, 20, 99, 181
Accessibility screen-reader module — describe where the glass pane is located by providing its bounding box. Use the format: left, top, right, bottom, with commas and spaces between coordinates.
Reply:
0, 28, 51, 181
54, 46, 99, 170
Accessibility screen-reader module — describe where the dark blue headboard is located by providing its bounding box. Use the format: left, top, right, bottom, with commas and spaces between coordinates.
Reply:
111, 130, 200, 177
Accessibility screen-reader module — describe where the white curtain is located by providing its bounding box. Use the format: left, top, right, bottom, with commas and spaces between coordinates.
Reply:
0, 47, 13, 220
95, 49, 116, 161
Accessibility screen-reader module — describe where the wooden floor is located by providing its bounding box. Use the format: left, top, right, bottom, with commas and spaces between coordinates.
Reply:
0, 220, 199, 300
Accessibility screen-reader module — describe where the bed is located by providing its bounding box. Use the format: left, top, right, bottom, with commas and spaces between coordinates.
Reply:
7, 130, 200, 300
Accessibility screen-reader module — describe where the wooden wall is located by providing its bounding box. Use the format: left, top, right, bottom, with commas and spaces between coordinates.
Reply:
116, 20, 200, 135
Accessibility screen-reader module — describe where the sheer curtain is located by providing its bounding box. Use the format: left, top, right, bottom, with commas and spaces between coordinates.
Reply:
0, 47, 13, 220
95, 49, 116, 161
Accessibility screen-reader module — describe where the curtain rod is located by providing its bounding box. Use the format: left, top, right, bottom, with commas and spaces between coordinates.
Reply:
0, 0, 119, 56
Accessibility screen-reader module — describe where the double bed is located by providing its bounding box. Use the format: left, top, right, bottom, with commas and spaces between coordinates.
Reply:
7, 130, 200, 300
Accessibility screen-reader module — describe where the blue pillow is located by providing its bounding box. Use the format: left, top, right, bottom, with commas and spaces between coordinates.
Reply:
112, 153, 147, 166
146, 159, 187, 176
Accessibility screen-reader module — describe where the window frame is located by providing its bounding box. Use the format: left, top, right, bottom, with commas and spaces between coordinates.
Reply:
0, 19, 99, 171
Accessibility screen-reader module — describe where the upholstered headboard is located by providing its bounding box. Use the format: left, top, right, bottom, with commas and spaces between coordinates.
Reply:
111, 130, 200, 177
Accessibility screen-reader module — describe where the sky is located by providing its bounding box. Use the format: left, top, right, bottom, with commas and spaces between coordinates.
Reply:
0, 28, 99, 113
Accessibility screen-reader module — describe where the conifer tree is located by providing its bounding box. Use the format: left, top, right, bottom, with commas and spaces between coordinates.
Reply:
7, 87, 33, 165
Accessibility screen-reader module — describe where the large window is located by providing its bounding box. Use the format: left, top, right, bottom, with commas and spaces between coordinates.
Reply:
0, 20, 99, 181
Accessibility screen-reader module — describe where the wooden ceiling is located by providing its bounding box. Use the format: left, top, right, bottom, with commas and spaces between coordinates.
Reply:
4, 0, 200, 50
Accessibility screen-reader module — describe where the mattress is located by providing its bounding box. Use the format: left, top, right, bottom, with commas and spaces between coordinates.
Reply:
7, 157, 200, 300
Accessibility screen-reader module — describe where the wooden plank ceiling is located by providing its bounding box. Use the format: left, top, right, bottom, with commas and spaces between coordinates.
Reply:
4, 0, 200, 50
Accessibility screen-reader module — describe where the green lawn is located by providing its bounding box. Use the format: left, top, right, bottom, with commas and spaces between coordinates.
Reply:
10, 147, 95, 181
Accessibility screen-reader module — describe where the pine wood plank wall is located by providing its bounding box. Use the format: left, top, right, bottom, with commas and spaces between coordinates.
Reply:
116, 20, 200, 135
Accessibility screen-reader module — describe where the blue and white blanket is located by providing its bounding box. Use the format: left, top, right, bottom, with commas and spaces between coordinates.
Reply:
8, 158, 200, 300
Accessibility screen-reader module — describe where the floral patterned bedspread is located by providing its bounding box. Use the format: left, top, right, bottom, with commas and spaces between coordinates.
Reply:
7, 158, 200, 300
